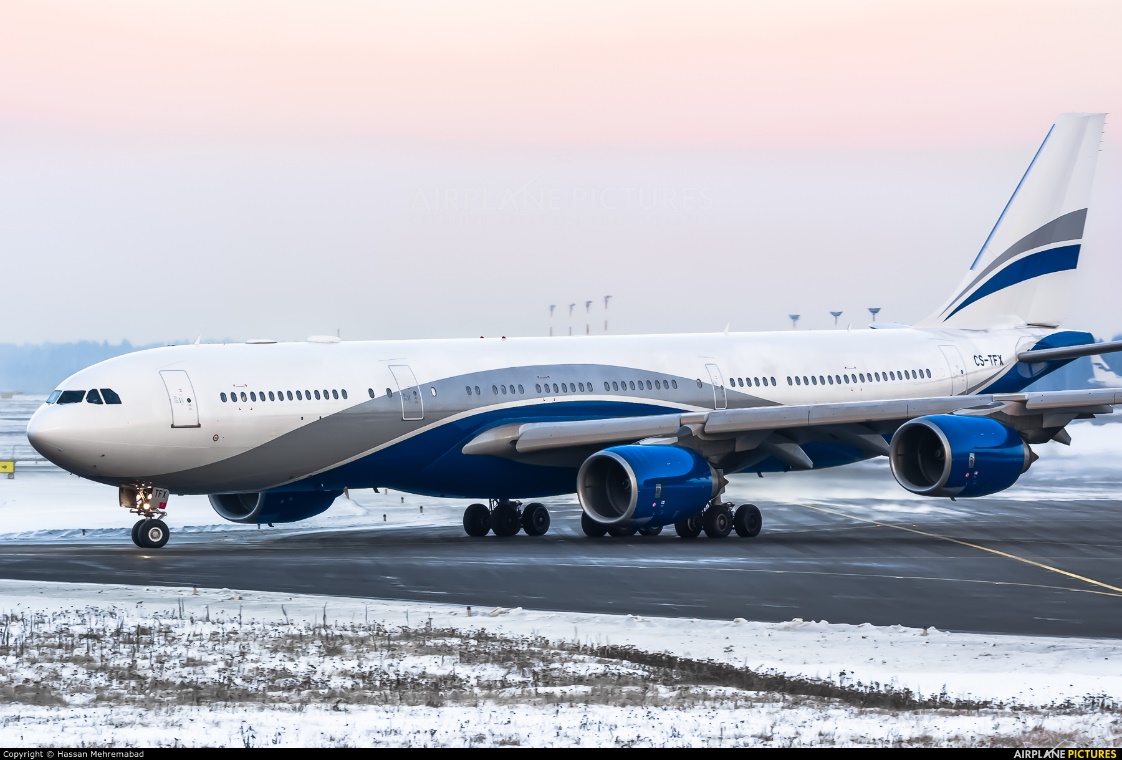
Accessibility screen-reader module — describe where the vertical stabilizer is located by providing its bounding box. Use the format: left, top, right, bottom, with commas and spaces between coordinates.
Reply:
917, 113, 1106, 329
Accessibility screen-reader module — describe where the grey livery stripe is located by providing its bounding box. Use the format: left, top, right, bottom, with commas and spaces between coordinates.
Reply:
942, 208, 1087, 318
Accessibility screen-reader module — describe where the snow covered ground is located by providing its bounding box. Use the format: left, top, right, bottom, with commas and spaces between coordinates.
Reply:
3, 399, 1122, 745
0, 581, 1120, 747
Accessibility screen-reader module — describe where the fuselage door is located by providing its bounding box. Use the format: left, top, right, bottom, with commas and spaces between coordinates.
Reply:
939, 345, 968, 395
159, 370, 201, 428
704, 363, 727, 410
388, 364, 424, 421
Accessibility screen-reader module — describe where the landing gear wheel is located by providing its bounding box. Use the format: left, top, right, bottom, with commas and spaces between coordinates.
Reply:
607, 525, 636, 537
637, 525, 663, 536
463, 503, 491, 537
521, 503, 551, 536
703, 504, 733, 538
490, 503, 522, 537
674, 513, 703, 539
138, 519, 169, 549
130, 519, 146, 547
733, 504, 763, 538
581, 513, 608, 537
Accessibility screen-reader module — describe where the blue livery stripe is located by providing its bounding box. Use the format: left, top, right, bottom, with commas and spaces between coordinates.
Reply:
945, 244, 1080, 321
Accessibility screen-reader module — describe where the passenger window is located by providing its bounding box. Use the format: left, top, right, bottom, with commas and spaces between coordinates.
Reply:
818, 376, 825, 385
250, 392, 257, 402
287, 391, 294, 400
296, 390, 303, 400
267, 391, 273, 401
603, 382, 609, 392
612, 381, 619, 391
86, 389, 103, 404
646, 380, 652, 390
802, 376, 809, 385
240, 392, 248, 402
754, 378, 761, 387
655, 380, 662, 390
535, 384, 541, 393
310, 390, 318, 400
501, 385, 508, 395
672, 380, 678, 389
518, 384, 524, 394
552, 383, 559, 393
787, 377, 793, 386
577, 382, 583, 392
332, 389, 339, 399
221, 392, 228, 402
430, 387, 437, 397
795, 376, 801, 386
811, 376, 818, 385
630, 381, 636, 390
770, 377, 776, 386
474, 386, 481, 395
368, 388, 375, 399
696, 379, 702, 388
926, 369, 931, 378
827, 376, 833, 385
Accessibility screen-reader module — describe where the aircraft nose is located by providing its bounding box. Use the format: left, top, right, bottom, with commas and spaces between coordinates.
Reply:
26, 407, 72, 466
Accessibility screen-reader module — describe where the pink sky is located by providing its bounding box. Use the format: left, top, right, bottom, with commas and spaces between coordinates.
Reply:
4, 0, 1120, 146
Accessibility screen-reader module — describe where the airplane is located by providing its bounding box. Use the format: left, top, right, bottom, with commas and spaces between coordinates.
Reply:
27, 112, 1122, 550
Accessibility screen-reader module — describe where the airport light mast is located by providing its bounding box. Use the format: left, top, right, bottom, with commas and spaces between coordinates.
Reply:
789, 314, 800, 329
603, 295, 612, 333
830, 310, 843, 326
868, 307, 881, 323
549, 304, 556, 337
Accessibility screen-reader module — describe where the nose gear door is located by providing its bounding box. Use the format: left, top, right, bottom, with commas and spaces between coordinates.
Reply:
388, 365, 424, 421
160, 370, 201, 428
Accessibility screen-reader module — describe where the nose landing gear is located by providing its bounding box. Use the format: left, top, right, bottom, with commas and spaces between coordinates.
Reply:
120, 485, 171, 549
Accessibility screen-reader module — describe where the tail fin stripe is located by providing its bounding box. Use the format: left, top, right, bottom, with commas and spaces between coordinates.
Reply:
944, 244, 1080, 320
941, 208, 1087, 315
969, 125, 1054, 269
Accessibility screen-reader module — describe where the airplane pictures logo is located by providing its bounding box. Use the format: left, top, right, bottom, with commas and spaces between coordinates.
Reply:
1012, 751, 1116, 758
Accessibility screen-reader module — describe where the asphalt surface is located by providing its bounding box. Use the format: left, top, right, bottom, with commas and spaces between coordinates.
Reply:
2, 496, 1121, 638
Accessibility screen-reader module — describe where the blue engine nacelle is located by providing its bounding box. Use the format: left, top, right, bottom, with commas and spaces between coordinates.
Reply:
889, 415, 1032, 498
208, 490, 342, 524
577, 445, 718, 528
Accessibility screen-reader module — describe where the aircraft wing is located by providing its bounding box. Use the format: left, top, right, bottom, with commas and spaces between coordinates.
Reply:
462, 389, 1122, 470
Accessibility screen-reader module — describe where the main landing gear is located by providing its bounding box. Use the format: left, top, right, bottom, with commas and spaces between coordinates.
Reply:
674, 502, 762, 539
462, 500, 551, 537
120, 485, 171, 549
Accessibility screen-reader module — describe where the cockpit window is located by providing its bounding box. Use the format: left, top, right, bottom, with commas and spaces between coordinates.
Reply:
57, 390, 85, 404
101, 389, 122, 404
47, 390, 62, 404
86, 389, 103, 404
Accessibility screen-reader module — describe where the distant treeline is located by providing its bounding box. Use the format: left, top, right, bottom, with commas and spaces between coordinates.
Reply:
1, 336, 1120, 394
0, 341, 162, 393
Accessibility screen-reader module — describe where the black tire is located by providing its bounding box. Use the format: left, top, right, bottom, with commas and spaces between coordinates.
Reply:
463, 503, 491, 537
580, 512, 609, 537
734, 504, 763, 538
139, 519, 169, 549
491, 503, 522, 537
703, 504, 733, 538
674, 513, 703, 539
607, 524, 636, 537
131, 519, 146, 547
637, 524, 663, 536
521, 503, 550, 536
